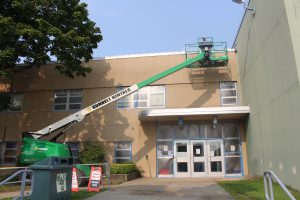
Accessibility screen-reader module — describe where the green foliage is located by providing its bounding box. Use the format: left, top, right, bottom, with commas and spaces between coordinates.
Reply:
0, 0, 102, 79
110, 163, 140, 174
0, 92, 12, 111
78, 142, 106, 164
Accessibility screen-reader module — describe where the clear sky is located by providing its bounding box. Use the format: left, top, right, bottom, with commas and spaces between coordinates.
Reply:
82, 0, 245, 58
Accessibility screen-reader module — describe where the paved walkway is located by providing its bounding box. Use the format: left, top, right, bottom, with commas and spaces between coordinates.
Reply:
87, 178, 234, 200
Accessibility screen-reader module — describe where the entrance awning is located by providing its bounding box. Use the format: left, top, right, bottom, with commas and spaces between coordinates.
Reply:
138, 106, 250, 121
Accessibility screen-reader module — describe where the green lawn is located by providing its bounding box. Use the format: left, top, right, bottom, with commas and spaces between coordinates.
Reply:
0, 185, 104, 200
218, 178, 300, 200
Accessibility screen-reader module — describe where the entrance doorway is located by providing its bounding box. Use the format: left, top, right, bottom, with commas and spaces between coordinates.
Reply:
174, 140, 224, 177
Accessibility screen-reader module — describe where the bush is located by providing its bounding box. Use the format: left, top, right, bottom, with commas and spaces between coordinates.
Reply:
110, 163, 140, 174
78, 142, 106, 164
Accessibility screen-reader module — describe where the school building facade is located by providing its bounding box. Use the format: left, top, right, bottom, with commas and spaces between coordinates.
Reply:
0, 50, 250, 178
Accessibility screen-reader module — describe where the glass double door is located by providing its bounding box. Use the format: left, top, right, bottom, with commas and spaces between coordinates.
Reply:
174, 140, 224, 177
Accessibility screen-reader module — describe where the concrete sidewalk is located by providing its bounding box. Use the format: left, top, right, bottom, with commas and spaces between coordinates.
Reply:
87, 178, 234, 200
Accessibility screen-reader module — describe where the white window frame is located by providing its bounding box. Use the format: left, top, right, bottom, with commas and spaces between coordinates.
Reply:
54, 89, 83, 111
117, 86, 165, 109
0, 142, 18, 165
220, 82, 238, 106
114, 141, 132, 163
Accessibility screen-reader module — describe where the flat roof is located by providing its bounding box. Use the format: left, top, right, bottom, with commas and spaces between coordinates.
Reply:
138, 106, 250, 122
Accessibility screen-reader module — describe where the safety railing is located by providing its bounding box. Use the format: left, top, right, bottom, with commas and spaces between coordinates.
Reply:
264, 170, 296, 200
0, 167, 34, 200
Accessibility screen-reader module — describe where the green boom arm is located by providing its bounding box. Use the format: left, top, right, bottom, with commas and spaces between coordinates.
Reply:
29, 52, 205, 139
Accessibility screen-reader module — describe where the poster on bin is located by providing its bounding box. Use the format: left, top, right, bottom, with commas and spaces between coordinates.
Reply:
88, 166, 102, 192
56, 173, 67, 193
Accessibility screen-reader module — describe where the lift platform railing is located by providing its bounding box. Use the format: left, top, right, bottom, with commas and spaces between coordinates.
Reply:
264, 170, 296, 200
185, 37, 228, 68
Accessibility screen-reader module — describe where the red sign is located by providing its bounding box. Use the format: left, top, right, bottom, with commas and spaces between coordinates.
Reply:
88, 166, 102, 192
71, 168, 79, 192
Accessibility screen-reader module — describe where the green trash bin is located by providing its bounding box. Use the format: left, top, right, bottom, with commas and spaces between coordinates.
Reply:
30, 157, 74, 200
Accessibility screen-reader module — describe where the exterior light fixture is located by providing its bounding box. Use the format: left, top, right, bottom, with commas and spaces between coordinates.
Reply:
232, 0, 255, 15
212, 116, 218, 129
178, 117, 184, 129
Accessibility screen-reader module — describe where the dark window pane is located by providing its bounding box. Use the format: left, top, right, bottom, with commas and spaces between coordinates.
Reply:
211, 161, 222, 172
225, 157, 241, 174
54, 97, 67, 104
69, 97, 82, 103
223, 124, 239, 138
206, 124, 222, 138
174, 125, 189, 139
69, 104, 81, 110
177, 162, 188, 172
5, 142, 17, 149
157, 125, 173, 139
116, 150, 131, 157
177, 143, 187, 153
194, 162, 205, 172
55, 104, 66, 110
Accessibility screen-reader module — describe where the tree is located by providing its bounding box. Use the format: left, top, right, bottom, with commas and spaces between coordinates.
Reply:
0, 0, 102, 79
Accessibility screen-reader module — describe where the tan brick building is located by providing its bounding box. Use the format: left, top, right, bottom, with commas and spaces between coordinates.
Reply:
0, 50, 250, 178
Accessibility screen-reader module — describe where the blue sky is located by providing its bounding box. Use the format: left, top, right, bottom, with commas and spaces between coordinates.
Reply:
82, 0, 245, 57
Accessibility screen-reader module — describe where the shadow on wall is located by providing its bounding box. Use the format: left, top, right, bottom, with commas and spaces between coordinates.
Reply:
132, 65, 234, 177
3, 59, 134, 163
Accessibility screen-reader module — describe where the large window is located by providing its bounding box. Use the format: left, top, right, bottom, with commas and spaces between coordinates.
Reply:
54, 89, 83, 111
0, 93, 24, 112
0, 142, 17, 164
115, 141, 132, 163
220, 82, 238, 106
117, 86, 165, 109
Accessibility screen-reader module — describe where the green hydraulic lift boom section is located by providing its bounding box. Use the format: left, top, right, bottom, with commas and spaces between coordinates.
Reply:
137, 52, 205, 88
20, 37, 228, 166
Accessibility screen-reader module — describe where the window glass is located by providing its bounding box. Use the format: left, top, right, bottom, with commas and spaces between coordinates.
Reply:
115, 141, 132, 163
0, 142, 17, 164
225, 157, 241, 174
117, 86, 165, 109
54, 89, 82, 111
189, 124, 206, 139
0, 93, 24, 112
158, 158, 173, 175
206, 124, 222, 139
223, 124, 239, 138
157, 141, 173, 157
174, 125, 189, 139
224, 139, 240, 155
220, 82, 238, 106
157, 125, 173, 140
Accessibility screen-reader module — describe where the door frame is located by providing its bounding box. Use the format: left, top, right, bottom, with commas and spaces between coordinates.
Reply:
174, 140, 190, 177
207, 139, 225, 177
190, 140, 208, 177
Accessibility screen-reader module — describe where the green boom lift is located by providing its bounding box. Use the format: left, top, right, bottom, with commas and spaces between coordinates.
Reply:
19, 37, 228, 181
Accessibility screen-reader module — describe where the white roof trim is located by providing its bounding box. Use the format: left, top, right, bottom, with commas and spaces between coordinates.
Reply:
139, 106, 250, 119
92, 49, 236, 61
